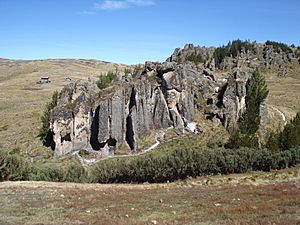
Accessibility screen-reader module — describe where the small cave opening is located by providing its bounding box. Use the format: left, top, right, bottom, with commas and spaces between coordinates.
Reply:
125, 115, 135, 150
43, 129, 56, 150
207, 98, 214, 105
61, 133, 71, 143
216, 83, 228, 108
129, 87, 136, 111
90, 106, 102, 150
107, 136, 117, 146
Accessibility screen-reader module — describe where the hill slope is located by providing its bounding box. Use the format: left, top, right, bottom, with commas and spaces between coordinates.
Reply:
0, 58, 128, 157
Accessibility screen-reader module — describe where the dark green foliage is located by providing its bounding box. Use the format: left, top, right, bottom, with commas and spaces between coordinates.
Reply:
185, 52, 203, 64
279, 112, 300, 150
96, 71, 117, 89
226, 131, 259, 149
214, 45, 229, 68
29, 162, 86, 183
265, 131, 280, 151
240, 68, 269, 135
0, 149, 30, 181
39, 91, 59, 139
266, 112, 300, 151
88, 146, 300, 184
229, 40, 255, 58
213, 40, 255, 68
265, 40, 293, 54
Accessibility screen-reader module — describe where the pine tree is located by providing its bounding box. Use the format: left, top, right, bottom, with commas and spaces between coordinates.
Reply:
240, 68, 269, 135
226, 68, 268, 149
278, 112, 300, 150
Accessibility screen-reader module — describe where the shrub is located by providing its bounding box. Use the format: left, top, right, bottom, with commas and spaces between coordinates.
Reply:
265, 40, 293, 54
39, 91, 59, 139
213, 40, 255, 68
96, 71, 117, 89
29, 162, 86, 183
0, 149, 30, 181
88, 146, 300, 184
185, 52, 203, 64
266, 111, 300, 151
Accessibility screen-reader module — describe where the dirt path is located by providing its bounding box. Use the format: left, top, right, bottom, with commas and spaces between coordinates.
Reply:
271, 106, 287, 126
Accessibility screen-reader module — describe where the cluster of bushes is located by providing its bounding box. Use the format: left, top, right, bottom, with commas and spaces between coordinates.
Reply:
214, 40, 255, 68
266, 112, 300, 151
1, 142, 300, 184
96, 71, 117, 89
265, 40, 293, 54
0, 149, 86, 182
185, 52, 203, 64
0, 149, 30, 181
29, 162, 86, 182
39, 91, 59, 139
89, 146, 300, 183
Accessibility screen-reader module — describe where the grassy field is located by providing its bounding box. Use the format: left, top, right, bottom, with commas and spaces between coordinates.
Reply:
0, 165, 299, 225
0, 58, 128, 158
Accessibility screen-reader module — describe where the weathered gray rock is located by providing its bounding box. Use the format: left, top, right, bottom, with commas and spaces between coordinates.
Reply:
47, 61, 221, 157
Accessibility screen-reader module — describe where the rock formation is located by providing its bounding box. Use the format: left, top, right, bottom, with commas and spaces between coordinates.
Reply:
44, 41, 299, 157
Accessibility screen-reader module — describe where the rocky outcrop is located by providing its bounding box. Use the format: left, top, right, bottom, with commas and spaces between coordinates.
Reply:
44, 41, 299, 158
46, 62, 221, 157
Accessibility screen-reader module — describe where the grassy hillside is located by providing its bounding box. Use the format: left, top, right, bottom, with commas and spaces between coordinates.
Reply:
0, 58, 128, 158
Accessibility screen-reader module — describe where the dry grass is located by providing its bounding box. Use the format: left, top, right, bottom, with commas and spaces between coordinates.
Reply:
265, 64, 300, 118
0, 165, 299, 225
0, 59, 129, 157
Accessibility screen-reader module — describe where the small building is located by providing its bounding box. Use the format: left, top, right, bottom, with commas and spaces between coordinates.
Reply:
37, 77, 51, 84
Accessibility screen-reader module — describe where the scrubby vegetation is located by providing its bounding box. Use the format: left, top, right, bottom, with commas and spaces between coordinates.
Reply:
214, 40, 256, 68
88, 146, 300, 183
0, 149, 86, 182
29, 162, 86, 183
96, 70, 117, 89
0, 149, 30, 181
38, 91, 59, 139
185, 52, 203, 64
266, 111, 300, 151
265, 40, 293, 54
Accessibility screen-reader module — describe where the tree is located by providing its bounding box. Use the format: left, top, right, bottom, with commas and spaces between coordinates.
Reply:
278, 112, 300, 150
96, 71, 117, 89
38, 91, 59, 139
226, 68, 268, 149
240, 68, 269, 135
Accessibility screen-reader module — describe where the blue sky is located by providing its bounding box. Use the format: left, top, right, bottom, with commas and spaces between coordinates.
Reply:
0, 0, 299, 64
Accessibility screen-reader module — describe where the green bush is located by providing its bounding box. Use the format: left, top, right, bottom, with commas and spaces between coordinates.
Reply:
185, 52, 203, 64
29, 162, 86, 183
266, 111, 300, 151
88, 146, 300, 184
0, 149, 30, 181
265, 40, 292, 54
39, 91, 59, 139
96, 71, 117, 89
214, 40, 255, 68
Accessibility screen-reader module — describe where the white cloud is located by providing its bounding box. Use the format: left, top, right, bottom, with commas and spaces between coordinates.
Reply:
127, 0, 155, 6
94, 0, 155, 10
